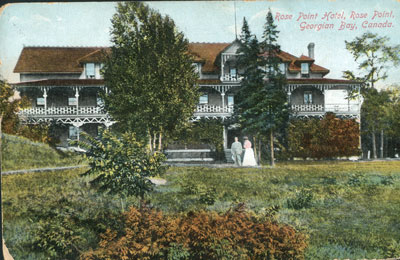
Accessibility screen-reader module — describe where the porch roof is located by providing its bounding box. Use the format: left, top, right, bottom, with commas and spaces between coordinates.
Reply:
287, 78, 362, 85
13, 79, 105, 87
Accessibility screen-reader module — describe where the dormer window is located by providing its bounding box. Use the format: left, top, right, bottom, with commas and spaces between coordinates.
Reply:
192, 63, 201, 74
85, 63, 95, 79
279, 63, 286, 74
301, 63, 309, 77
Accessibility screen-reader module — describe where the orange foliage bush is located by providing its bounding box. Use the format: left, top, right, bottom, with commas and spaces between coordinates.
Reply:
80, 205, 308, 260
288, 113, 360, 159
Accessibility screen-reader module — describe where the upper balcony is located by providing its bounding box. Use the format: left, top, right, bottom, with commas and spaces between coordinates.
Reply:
291, 103, 361, 117
220, 74, 243, 83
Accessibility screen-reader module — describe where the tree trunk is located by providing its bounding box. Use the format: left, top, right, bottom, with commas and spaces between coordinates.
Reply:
258, 137, 261, 165
153, 133, 156, 151
380, 129, 384, 158
158, 132, 162, 151
270, 129, 275, 167
0, 114, 4, 259
253, 136, 258, 164
372, 127, 377, 159
148, 130, 152, 153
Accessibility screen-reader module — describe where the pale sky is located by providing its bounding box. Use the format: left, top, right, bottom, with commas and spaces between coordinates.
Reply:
1, 0, 400, 88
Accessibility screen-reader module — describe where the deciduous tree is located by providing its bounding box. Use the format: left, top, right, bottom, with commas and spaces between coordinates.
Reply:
103, 2, 199, 152
343, 33, 400, 158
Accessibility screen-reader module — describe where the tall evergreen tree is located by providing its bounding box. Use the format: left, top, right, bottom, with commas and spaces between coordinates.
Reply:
235, 11, 289, 166
103, 2, 199, 151
259, 10, 289, 166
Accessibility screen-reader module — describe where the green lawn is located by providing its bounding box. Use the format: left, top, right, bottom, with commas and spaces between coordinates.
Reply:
3, 161, 400, 259
2, 134, 84, 171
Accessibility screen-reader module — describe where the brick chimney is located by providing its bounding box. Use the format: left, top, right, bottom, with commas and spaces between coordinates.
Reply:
307, 42, 315, 59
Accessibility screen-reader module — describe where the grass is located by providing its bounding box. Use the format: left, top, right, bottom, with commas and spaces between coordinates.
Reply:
2, 134, 84, 171
3, 160, 400, 259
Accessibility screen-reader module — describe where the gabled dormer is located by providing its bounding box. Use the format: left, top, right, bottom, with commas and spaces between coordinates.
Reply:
78, 49, 108, 79
218, 40, 243, 83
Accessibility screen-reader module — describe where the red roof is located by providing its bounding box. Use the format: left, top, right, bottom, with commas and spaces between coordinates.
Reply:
13, 42, 330, 76
14, 47, 104, 73
188, 43, 230, 73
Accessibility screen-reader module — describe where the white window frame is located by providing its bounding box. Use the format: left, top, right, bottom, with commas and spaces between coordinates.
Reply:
199, 93, 208, 104
68, 97, 77, 106
304, 91, 313, 104
301, 63, 309, 75
227, 95, 234, 106
85, 63, 95, 79
192, 63, 200, 74
279, 63, 286, 74
36, 97, 45, 106
68, 126, 78, 139
96, 97, 104, 107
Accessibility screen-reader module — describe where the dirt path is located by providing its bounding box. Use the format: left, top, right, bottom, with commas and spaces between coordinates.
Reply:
2, 165, 87, 175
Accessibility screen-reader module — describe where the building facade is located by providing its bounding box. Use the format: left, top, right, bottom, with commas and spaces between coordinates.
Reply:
13, 41, 361, 148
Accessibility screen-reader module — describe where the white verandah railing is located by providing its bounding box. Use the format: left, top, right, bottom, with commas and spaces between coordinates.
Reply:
19, 106, 105, 116
196, 104, 233, 114
292, 103, 360, 113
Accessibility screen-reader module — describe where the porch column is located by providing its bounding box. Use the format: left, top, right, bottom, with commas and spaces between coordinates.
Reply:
223, 125, 228, 149
75, 87, 80, 115
43, 88, 47, 115
72, 121, 84, 143
220, 54, 225, 81
287, 91, 291, 105
221, 92, 225, 111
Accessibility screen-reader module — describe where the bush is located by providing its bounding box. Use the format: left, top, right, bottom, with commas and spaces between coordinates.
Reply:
287, 189, 314, 210
288, 113, 360, 159
77, 129, 167, 200
80, 205, 308, 260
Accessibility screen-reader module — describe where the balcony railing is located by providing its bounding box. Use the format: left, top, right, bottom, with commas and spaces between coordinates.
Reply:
292, 103, 360, 113
221, 74, 242, 82
19, 106, 105, 117
291, 104, 324, 112
195, 104, 233, 114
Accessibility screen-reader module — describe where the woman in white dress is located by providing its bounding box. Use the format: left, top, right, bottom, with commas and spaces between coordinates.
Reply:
242, 136, 257, 166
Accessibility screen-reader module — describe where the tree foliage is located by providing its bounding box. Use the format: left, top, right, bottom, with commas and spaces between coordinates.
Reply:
76, 129, 167, 200
343, 32, 400, 90
288, 113, 360, 159
80, 204, 308, 260
103, 2, 199, 150
234, 11, 289, 165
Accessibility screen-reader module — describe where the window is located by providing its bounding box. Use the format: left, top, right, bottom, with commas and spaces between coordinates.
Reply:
68, 97, 77, 106
69, 126, 78, 140
230, 67, 237, 76
279, 63, 286, 74
36, 97, 45, 106
85, 63, 95, 78
304, 91, 313, 104
96, 97, 104, 107
227, 95, 234, 106
301, 63, 309, 77
199, 94, 208, 104
192, 63, 200, 74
